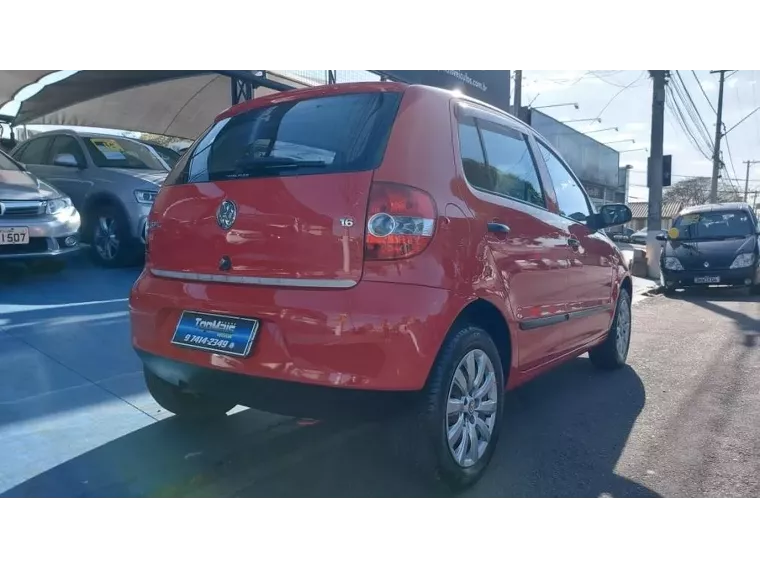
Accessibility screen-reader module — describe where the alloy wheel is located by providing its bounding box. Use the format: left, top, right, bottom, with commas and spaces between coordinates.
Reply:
94, 216, 120, 261
446, 348, 499, 468
616, 299, 631, 359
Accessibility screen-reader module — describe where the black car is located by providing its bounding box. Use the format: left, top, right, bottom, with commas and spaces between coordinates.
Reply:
658, 202, 760, 294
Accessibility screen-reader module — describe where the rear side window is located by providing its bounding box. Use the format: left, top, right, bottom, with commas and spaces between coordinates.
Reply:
15, 137, 50, 164
180, 92, 402, 184
457, 117, 545, 208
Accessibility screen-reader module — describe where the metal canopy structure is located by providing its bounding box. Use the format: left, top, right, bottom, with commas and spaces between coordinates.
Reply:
0, 70, 56, 122
1, 70, 299, 140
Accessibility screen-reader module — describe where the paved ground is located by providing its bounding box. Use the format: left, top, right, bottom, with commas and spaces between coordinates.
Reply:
1, 253, 757, 497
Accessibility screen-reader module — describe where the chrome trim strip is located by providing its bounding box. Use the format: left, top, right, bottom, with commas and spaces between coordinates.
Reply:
150, 269, 357, 289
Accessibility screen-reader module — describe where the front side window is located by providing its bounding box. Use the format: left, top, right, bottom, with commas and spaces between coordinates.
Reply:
82, 136, 168, 171
182, 92, 401, 184
538, 142, 591, 221
48, 136, 86, 166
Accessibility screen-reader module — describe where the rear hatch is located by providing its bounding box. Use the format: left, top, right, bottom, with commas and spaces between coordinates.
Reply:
147, 88, 403, 287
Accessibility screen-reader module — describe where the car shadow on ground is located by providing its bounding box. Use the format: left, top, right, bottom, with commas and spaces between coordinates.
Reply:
0, 252, 142, 305
3, 357, 659, 498
667, 287, 759, 347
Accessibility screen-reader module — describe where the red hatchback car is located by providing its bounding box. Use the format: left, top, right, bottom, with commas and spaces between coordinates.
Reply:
130, 81, 633, 489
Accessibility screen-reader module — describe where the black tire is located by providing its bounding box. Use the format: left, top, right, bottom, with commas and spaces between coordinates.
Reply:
88, 204, 142, 268
144, 367, 235, 420
393, 325, 505, 492
662, 285, 677, 297
589, 288, 632, 370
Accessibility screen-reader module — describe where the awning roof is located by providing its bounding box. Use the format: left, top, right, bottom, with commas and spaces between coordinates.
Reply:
4, 70, 301, 140
0, 70, 56, 120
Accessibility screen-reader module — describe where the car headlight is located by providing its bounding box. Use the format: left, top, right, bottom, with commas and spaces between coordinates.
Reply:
46, 197, 73, 215
134, 190, 157, 205
729, 253, 756, 269
664, 257, 684, 271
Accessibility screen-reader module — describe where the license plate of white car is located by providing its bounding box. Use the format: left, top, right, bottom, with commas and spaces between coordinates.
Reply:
694, 276, 720, 284
0, 227, 30, 245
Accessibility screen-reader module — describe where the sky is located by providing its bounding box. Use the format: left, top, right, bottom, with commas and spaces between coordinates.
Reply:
519, 70, 760, 203
3, 70, 759, 203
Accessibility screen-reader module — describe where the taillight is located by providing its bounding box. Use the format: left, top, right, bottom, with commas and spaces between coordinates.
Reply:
364, 182, 437, 261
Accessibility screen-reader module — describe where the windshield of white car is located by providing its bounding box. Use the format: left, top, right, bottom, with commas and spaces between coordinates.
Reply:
671, 211, 754, 240
82, 136, 169, 171
0, 150, 21, 171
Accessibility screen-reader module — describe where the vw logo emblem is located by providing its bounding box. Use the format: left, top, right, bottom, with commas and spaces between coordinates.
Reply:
216, 200, 237, 230
704, 261, 710, 268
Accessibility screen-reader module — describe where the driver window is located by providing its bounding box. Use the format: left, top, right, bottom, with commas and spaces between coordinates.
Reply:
538, 142, 591, 221
48, 136, 86, 167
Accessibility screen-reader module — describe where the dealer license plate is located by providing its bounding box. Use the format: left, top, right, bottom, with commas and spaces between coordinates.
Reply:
0, 227, 30, 245
171, 311, 259, 357
694, 276, 720, 284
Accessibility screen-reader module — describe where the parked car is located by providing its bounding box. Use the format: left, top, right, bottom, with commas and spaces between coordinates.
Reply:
607, 226, 634, 243
130, 82, 634, 490
658, 202, 760, 295
0, 148, 81, 270
630, 228, 648, 245
143, 142, 181, 169
11, 130, 168, 267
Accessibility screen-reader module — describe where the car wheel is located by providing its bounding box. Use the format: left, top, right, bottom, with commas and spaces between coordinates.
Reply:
89, 204, 142, 268
144, 367, 235, 420
396, 326, 505, 492
589, 288, 632, 370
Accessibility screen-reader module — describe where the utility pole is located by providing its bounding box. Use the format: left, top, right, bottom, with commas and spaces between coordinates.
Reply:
647, 71, 668, 280
710, 70, 730, 203
743, 160, 760, 202
512, 70, 522, 118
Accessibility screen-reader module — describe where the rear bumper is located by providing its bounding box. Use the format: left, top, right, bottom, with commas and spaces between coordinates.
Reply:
130, 272, 466, 392
661, 264, 760, 287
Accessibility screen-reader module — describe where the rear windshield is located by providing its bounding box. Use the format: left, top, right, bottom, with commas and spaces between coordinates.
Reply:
82, 136, 169, 171
177, 92, 402, 184
672, 210, 755, 240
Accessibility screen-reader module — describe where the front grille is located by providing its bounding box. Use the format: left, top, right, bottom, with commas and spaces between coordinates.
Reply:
0, 237, 50, 256
0, 201, 45, 218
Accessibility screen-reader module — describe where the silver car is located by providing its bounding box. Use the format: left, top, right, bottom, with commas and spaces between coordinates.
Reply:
11, 130, 169, 267
0, 148, 81, 269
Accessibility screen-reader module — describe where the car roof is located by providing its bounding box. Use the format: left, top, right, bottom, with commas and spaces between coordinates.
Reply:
679, 202, 752, 216
215, 80, 555, 155
25, 129, 137, 142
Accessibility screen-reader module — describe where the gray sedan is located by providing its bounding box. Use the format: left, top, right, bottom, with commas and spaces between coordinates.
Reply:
12, 130, 168, 267
0, 149, 81, 269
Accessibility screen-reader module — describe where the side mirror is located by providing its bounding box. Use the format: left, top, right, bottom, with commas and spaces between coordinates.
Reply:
53, 153, 80, 168
656, 233, 667, 242
589, 204, 633, 231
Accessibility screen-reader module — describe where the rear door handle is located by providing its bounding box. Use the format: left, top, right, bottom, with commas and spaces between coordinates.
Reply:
487, 222, 510, 234
567, 238, 581, 250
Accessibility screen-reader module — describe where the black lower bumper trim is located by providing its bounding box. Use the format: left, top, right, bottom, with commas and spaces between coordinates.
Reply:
135, 349, 418, 421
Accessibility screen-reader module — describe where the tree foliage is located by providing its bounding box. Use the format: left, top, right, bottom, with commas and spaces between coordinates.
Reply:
139, 133, 185, 147
664, 176, 741, 206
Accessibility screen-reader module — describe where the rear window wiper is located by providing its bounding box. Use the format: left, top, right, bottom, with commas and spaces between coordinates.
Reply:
234, 156, 328, 170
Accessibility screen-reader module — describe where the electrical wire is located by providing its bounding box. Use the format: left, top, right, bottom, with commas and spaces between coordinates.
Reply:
692, 70, 717, 114
593, 71, 646, 121
673, 72, 714, 149
665, 87, 713, 160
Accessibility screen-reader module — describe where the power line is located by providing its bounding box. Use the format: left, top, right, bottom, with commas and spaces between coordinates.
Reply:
593, 71, 646, 121
692, 70, 717, 114
673, 71, 714, 149
665, 86, 713, 160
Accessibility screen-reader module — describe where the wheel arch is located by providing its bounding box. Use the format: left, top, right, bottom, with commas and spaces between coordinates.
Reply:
439, 298, 515, 388
81, 192, 128, 241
